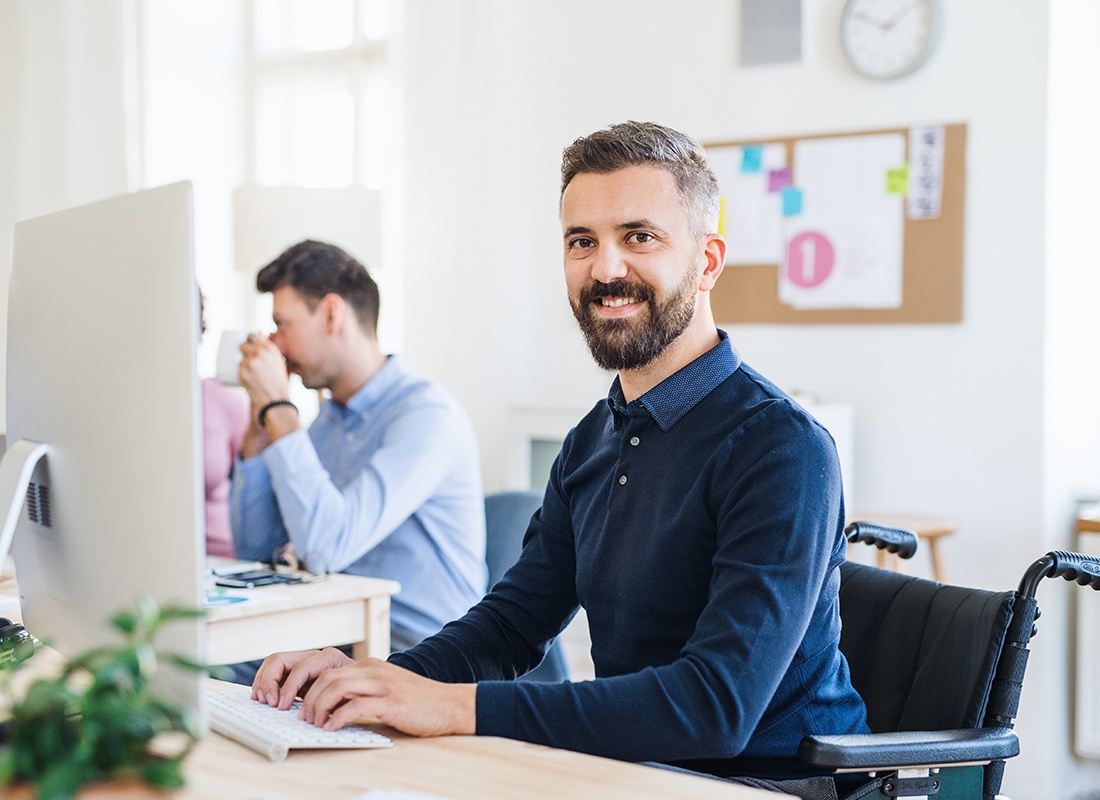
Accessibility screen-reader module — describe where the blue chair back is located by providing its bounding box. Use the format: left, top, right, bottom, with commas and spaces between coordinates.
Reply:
484, 490, 569, 682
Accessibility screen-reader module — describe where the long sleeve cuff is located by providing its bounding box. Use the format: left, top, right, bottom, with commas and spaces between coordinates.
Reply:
474, 681, 517, 738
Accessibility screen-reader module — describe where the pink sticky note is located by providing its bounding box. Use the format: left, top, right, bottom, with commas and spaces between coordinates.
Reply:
768, 167, 792, 193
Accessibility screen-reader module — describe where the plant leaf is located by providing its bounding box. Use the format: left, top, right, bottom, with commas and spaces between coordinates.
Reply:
0, 746, 17, 787
165, 652, 220, 676
109, 609, 138, 636
36, 758, 88, 800
139, 754, 187, 789
4, 596, 206, 796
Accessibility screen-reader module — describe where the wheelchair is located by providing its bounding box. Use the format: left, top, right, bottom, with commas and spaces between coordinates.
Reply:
799, 521, 1100, 800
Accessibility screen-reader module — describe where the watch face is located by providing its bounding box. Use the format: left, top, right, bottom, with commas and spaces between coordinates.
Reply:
840, 0, 937, 80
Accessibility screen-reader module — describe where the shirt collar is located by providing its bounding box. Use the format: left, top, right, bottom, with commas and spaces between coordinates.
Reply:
607, 329, 742, 432
335, 354, 404, 416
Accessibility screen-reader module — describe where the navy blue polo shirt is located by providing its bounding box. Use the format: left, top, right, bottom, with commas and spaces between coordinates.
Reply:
392, 329, 868, 780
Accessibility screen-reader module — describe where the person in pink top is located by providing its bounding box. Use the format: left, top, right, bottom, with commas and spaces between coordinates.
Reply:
202, 376, 250, 557
200, 292, 250, 558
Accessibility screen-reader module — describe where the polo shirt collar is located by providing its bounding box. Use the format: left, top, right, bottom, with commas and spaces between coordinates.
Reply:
607, 329, 742, 432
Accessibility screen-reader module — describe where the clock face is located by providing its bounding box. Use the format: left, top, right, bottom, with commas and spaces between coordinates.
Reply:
840, 0, 938, 80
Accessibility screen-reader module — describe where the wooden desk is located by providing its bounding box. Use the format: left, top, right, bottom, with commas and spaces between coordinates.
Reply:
1075, 503, 1100, 535
0, 566, 785, 799
205, 573, 400, 664
847, 512, 958, 582
184, 685, 787, 800
0, 567, 400, 666
3, 653, 784, 799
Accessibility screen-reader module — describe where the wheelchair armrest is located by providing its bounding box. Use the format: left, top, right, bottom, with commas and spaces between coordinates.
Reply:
798, 726, 1020, 771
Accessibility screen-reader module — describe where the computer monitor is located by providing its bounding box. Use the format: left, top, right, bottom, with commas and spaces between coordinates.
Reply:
2, 182, 206, 711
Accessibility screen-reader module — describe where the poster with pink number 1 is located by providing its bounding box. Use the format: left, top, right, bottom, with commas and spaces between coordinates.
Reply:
779, 133, 905, 310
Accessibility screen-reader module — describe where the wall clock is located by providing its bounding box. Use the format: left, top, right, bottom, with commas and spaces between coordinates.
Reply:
840, 0, 939, 80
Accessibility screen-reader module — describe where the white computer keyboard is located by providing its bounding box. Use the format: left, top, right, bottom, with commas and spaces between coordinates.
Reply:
207, 689, 393, 762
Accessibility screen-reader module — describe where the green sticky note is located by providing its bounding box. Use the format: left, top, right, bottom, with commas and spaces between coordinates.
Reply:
886, 165, 909, 195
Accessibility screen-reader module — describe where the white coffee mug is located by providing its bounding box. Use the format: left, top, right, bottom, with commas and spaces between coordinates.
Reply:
215, 330, 248, 386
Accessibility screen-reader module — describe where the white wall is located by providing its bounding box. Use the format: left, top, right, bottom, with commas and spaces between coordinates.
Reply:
398, 1, 1100, 797
1044, 2, 1100, 797
0, 7, 17, 348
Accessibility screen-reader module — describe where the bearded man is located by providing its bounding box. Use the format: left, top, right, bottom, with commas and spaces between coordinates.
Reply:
249, 121, 870, 800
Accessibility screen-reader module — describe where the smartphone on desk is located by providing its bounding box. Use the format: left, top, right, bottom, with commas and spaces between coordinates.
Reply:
213, 569, 303, 589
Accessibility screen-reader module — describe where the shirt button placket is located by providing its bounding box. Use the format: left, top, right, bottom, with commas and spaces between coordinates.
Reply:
618, 426, 641, 488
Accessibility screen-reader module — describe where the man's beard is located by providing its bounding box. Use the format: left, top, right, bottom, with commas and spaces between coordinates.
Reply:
570, 269, 697, 371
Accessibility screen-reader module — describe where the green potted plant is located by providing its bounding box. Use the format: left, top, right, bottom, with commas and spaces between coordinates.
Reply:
0, 597, 207, 800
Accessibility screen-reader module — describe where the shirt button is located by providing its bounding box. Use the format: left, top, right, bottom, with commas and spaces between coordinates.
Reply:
629, 436, 640, 446
346, 433, 355, 442
618, 475, 628, 485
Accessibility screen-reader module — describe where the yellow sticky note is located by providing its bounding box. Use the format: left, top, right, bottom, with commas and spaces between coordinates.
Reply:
718, 195, 728, 237
886, 165, 909, 195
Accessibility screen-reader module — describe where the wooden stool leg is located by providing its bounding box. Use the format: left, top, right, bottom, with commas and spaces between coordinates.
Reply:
928, 539, 945, 583
875, 549, 902, 573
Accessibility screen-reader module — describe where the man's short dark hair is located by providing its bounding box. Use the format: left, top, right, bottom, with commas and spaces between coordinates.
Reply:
559, 121, 720, 237
256, 240, 380, 335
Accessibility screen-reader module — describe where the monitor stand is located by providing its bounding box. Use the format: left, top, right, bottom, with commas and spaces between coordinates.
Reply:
0, 440, 49, 566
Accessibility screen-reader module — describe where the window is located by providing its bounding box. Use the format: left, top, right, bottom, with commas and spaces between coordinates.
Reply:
248, 0, 390, 189
243, 0, 398, 413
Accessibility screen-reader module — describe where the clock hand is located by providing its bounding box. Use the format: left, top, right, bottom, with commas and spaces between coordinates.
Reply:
883, 0, 918, 31
851, 10, 888, 29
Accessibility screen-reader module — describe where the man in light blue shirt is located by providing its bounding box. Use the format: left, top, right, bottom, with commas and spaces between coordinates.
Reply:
229, 239, 487, 651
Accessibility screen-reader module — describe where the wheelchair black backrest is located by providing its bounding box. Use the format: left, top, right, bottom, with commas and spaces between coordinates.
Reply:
837, 561, 1038, 733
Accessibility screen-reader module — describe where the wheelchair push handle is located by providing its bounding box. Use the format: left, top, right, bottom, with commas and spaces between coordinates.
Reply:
1018, 550, 1100, 598
844, 521, 918, 560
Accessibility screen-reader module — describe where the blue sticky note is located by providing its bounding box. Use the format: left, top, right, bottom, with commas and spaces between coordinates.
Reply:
781, 187, 803, 216
741, 145, 764, 173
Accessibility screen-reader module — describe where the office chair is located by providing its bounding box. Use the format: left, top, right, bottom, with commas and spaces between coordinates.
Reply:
800, 523, 1100, 800
483, 490, 570, 683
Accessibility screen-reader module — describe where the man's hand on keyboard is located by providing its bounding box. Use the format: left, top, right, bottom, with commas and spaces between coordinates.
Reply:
299, 657, 476, 738
252, 647, 354, 710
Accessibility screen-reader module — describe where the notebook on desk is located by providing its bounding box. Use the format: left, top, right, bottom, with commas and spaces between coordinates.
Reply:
206, 687, 393, 762
206, 556, 268, 576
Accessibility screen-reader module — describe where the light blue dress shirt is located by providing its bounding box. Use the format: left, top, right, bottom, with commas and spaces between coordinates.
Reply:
229, 355, 487, 643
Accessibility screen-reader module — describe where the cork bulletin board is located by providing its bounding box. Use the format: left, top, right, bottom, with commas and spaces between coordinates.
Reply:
704, 123, 966, 324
